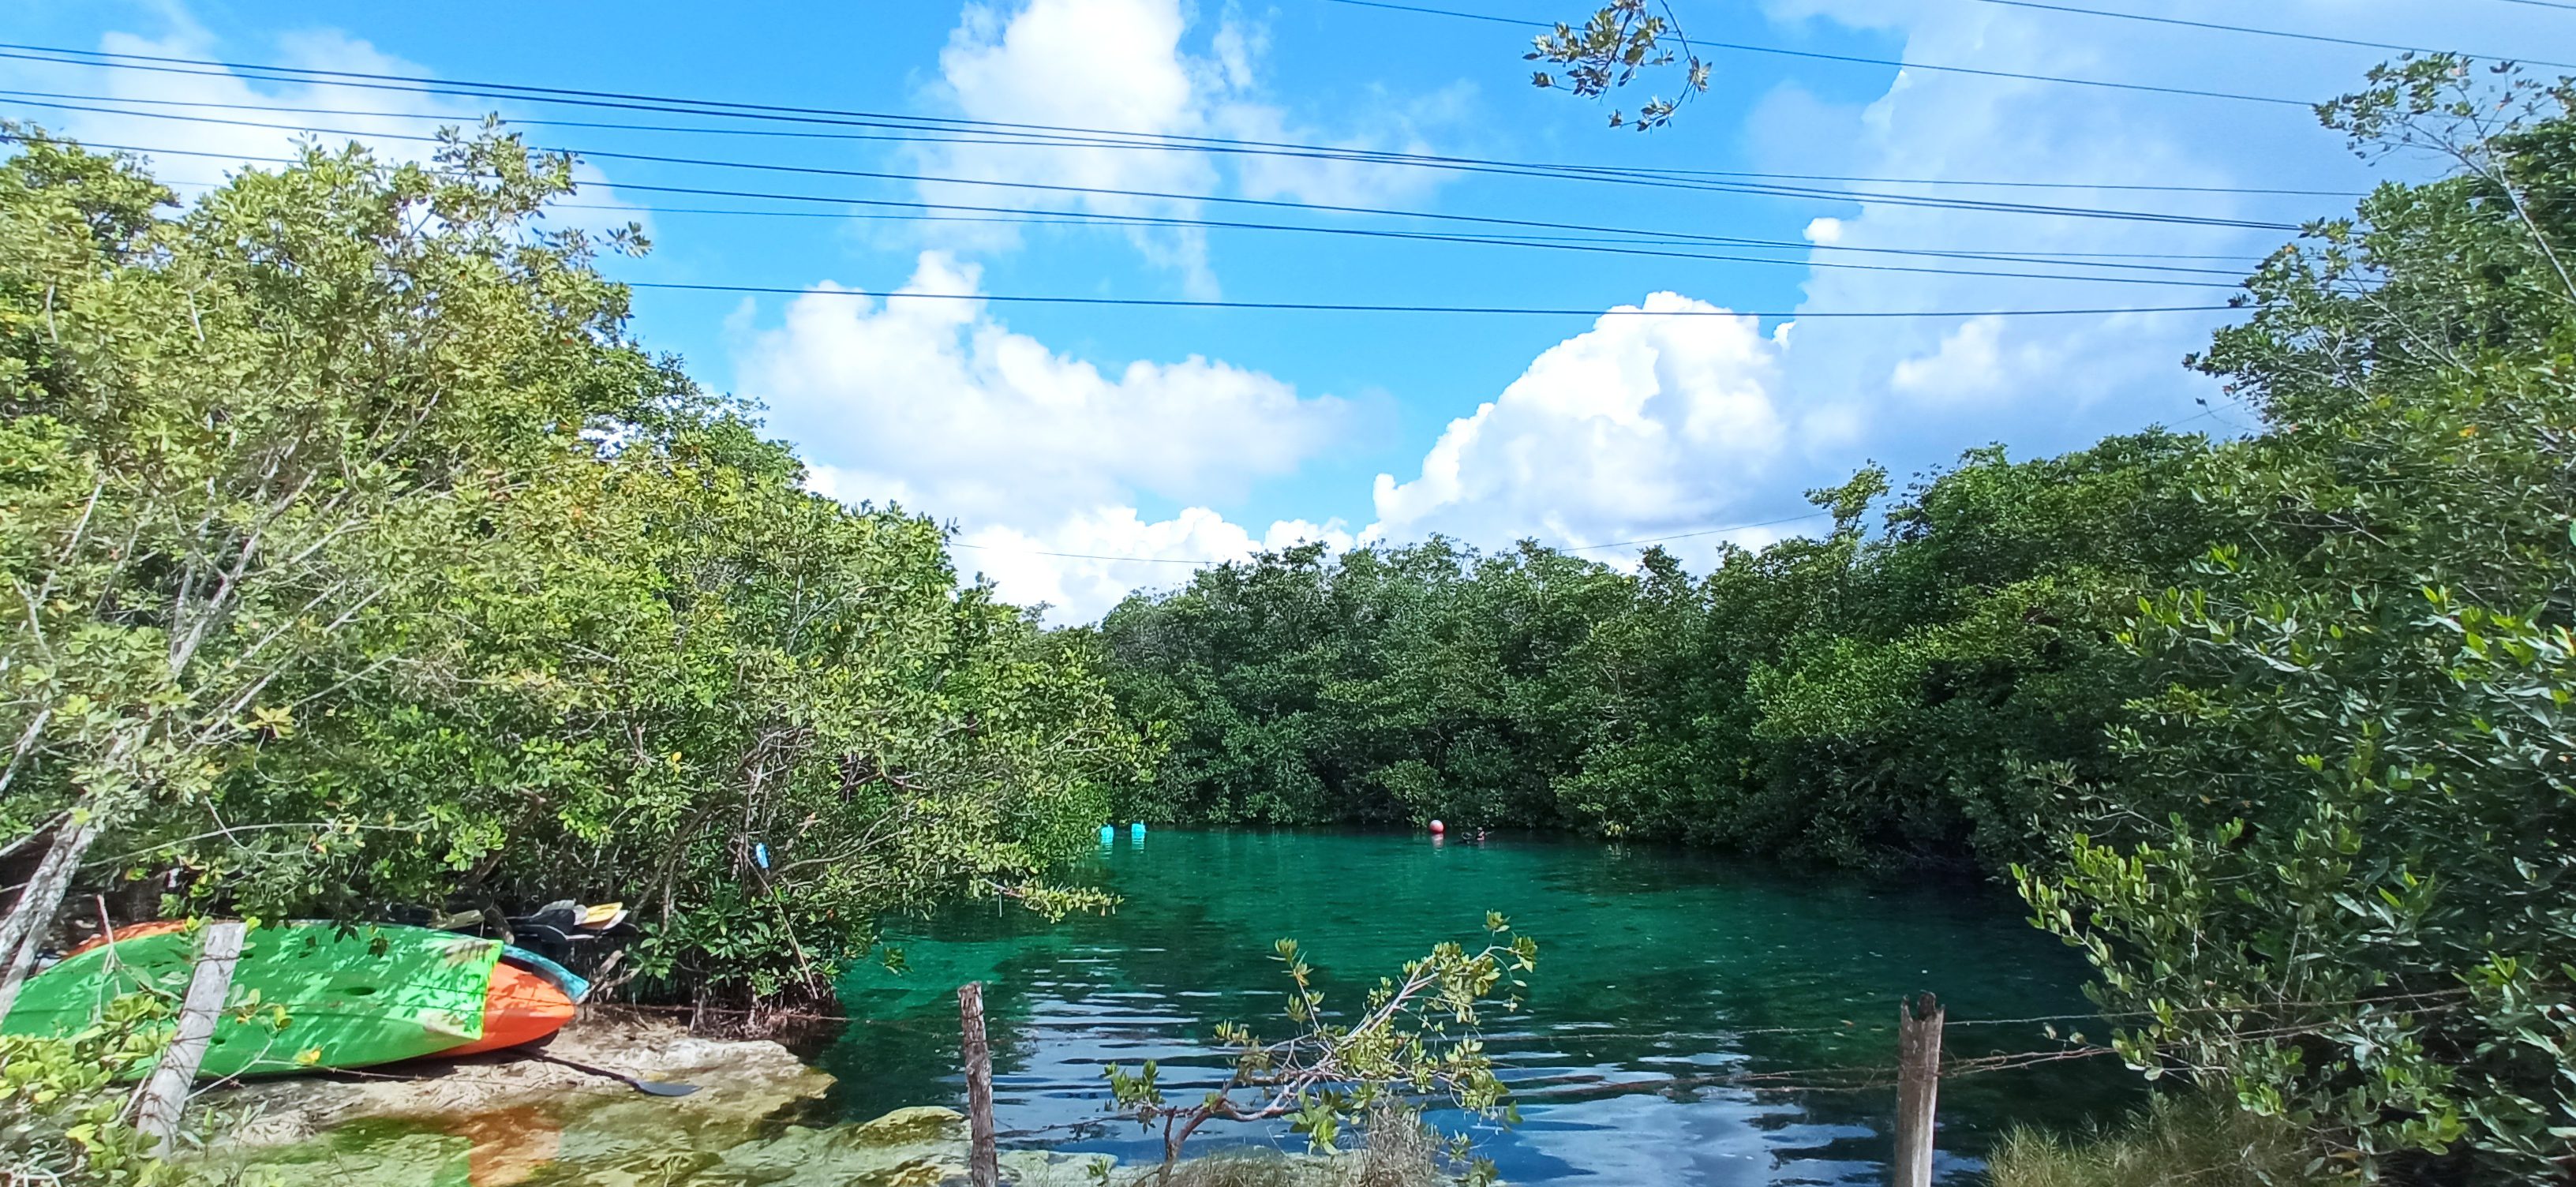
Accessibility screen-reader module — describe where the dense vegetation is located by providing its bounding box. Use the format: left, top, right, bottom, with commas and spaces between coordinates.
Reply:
1092, 434, 2211, 868
0, 125, 1143, 1019
1099, 60, 2576, 1181
6, 41, 2575, 1185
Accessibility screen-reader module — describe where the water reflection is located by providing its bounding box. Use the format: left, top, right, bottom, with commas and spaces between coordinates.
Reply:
450, 1104, 562, 1186
821, 829, 2136, 1185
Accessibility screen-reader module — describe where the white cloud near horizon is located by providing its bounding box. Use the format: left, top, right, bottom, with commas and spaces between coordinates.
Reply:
1365, 295, 1795, 555
947, 508, 1354, 620
769, 276, 1821, 619
730, 251, 1355, 621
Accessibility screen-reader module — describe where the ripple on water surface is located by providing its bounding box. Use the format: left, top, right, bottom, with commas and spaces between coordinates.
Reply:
819, 829, 2139, 1185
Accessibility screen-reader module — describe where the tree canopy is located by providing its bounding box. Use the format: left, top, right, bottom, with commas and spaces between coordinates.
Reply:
0, 125, 1144, 1013
1094, 58, 2576, 1181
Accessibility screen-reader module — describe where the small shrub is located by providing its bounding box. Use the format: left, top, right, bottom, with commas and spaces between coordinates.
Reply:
0, 993, 186, 1186
1986, 1092, 2340, 1187
1145, 1108, 1449, 1187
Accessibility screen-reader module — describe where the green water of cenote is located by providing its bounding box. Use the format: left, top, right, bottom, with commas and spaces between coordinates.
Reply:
820, 829, 2140, 1185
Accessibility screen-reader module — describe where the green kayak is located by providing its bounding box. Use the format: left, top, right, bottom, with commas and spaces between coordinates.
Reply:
2, 921, 503, 1077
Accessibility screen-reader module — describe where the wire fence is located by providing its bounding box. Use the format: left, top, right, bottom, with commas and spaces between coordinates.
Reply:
137, 979, 2488, 1171
550, 984, 2486, 1126
598, 983, 2479, 1042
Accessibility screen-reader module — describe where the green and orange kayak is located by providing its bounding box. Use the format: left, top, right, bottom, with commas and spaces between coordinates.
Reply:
0, 921, 583, 1077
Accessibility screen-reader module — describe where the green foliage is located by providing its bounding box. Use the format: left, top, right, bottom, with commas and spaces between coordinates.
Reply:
2018, 61, 2576, 1184
0, 118, 656, 1004
1132, 1107, 1453, 1187
0, 994, 185, 1185
1098, 434, 2211, 868
1987, 1091, 2336, 1187
1525, 1, 1708, 131
1104, 915, 1537, 1183
0, 125, 1142, 1009
1110, 47, 2576, 1184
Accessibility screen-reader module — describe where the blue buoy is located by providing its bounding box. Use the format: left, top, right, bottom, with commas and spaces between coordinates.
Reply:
1099, 824, 1117, 844
1130, 821, 1148, 837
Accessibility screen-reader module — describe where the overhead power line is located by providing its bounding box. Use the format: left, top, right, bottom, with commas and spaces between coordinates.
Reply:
0, 38, 2312, 207
584, 202, 2273, 264
58, 138, 2281, 287
0, 76, 2305, 232
0, 86, 2365, 198
43, 133, 2271, 301
1968, 0, 2576, 71
1321, 0, 2321, 106
626, 281, 2236, 320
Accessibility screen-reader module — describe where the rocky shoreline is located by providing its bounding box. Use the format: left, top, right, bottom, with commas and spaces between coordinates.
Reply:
203, 1011, 1115, 1186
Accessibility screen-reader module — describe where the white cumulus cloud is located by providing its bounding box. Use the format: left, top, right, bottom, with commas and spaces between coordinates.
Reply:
2, 15, 648, 234
1889, 314, 2065, 404
730, 251, 1354, 621
737, 251, 1348, 522
912, 0, 1466, 290
951, 507, 1353, 620
1366, 294, 1795, 557
1739, 0, 2454, 464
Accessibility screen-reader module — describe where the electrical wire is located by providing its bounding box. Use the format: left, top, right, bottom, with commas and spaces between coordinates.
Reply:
627, 280, 2238, 319
1968, 0, 2576, 69
590, 202, 2270, 265
601, 178, 2279, 268
58, 137, 2284, 286
2, 137, 2258, 316
2, 82, 2307, 233
0, 37, 2310, 198
137, 174, 2270, 266
1321, 0, 2326, 107
0, 86, 2368, 199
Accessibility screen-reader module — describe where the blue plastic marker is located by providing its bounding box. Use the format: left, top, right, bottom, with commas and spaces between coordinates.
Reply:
1099, 824, 1117, 844
1130, 821, 1148, 838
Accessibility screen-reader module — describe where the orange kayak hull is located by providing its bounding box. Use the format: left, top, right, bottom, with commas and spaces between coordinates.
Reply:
442, 962, 578, 1056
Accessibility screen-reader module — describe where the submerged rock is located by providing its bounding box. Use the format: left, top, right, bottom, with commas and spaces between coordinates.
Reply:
848, 1105, 967, 1145
215, 1009, 832, 1151
204, 1011, 1116, 1185
710, 1111, 1109, 1186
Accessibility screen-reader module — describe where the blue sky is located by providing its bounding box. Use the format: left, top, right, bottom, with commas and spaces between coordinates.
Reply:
10, 0, 2569, 618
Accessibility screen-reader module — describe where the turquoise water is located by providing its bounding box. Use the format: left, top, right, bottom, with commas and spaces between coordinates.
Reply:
819, 829, 2138, 1185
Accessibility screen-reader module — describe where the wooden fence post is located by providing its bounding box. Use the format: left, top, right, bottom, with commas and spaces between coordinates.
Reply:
1892, 991, 1944, 1187
133, 921, 245, 1158
957, 981, 1000, 1187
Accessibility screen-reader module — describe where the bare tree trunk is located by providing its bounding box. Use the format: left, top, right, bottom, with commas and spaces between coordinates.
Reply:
131, 921, 245, 1157
1892, 992, 1944, 1187
0, 814, 102, 1019
957, 981, 999, 1187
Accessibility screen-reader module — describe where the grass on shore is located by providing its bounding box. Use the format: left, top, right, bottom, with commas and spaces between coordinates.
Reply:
1986, 1091, 2338, 1187
1117, 1109, 1454, 1187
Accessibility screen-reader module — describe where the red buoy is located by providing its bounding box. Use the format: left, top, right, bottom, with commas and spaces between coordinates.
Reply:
1428, 819, 1446, 834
